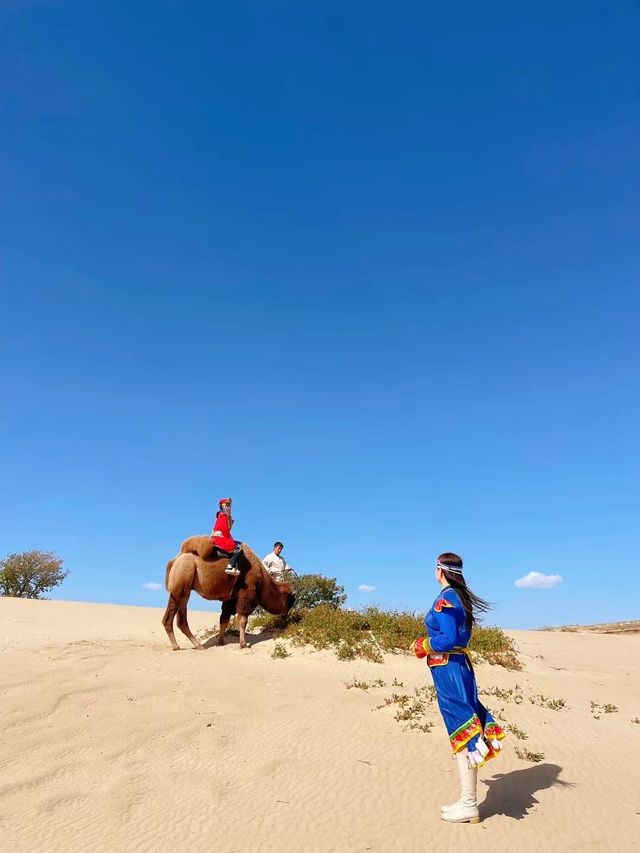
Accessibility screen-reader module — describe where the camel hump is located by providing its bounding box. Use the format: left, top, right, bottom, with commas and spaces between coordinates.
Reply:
240, 543, 257, 562
181, 536, 259, 566
180, 535, 218, 561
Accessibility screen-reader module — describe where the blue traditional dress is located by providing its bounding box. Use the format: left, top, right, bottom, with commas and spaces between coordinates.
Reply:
423, 585, 505, 766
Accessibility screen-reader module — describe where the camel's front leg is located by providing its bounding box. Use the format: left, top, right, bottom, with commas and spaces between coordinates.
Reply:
237, 614, 249, 649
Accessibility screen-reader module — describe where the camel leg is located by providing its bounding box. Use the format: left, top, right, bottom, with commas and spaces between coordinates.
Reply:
176, 591, 204, 650
162, 595, 180, 651
217, 600, 235, 646
237, 614, 249, 649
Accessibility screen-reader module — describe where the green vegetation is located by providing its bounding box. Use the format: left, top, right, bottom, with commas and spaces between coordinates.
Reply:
252, 596, 521, 669
372, 684, 437, 733
0, 550, 68, 599
529, 694, 566, 711
507, 723, 529, 740
591, 701, 618, 718
515, 747, 545, 763
270, 641, 291, 659
291, 574, 347, 610
470, 625, 522, 670
344, 677, 385, 690
479, 685, 525, 704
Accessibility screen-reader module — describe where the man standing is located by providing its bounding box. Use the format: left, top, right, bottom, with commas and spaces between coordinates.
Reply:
262, 541, 293, 582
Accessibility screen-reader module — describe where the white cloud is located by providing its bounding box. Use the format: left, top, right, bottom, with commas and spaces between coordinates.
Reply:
142, 581, 162, 591
514, 572, 562, 590
358, 584, 376, 593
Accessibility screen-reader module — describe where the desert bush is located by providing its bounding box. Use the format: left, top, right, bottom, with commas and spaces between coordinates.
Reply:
591, 701, 618, 717
0, 551, 68, 599
251, 605, 521, 669
292, 574, 347, 610
515, 747, 545, 763
480, 685, 525, 703
360, 607, 424, 651
469, 625, 522, 671
271, 641, 291, 659
372, 685, 436, 733
344, 677, 385, 690
281, 605, 384, 662
529, 694, 566, 711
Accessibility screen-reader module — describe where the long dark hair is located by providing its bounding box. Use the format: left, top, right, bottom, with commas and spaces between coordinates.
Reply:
437, 552, 491, 630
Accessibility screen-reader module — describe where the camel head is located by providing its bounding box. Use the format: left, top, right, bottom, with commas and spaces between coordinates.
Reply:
277, 581, 295, 615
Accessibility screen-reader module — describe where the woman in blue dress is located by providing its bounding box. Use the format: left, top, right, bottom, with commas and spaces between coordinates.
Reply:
415, 552, 505, 824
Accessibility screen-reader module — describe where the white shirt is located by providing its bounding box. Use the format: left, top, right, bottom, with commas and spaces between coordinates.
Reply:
262, 551, 292, 581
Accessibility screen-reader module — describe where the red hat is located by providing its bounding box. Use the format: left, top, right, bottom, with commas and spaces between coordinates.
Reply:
218, 497, 232, 505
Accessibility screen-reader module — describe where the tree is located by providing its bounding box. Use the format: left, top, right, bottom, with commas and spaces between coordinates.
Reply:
292, 573, 347, 611
0, 550, 68, 599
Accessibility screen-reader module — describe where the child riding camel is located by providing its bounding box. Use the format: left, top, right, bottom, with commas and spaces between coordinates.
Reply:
212, 498, 243, 576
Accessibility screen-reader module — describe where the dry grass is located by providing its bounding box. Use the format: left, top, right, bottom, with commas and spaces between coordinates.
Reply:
539, 620, 640, 634
372, 684, 437, 733
507, 723, 528, 740
590, 700, 618, 718
344, 677, 385, 690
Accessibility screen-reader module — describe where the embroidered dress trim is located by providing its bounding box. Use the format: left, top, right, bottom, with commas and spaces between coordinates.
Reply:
449, 719, 507, 761
484, 722, 506, 742
449, 714, 483, 752
426, 646, 469, 668
427, 653, 449, 667
467, 732, 506, 768
434, 597, 455, 613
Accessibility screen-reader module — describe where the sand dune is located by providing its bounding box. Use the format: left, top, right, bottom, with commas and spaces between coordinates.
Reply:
1, 597, 638, 853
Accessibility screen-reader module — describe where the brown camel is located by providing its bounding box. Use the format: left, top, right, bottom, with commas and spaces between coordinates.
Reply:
162, 537, 295, 651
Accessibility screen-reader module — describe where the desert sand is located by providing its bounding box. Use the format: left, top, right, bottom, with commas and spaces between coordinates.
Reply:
1, 597, 639, 853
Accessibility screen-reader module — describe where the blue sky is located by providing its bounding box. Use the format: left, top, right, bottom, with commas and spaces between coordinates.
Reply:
1, 1, 638, 628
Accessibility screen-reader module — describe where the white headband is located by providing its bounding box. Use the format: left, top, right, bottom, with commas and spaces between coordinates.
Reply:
436, 561, 463, 574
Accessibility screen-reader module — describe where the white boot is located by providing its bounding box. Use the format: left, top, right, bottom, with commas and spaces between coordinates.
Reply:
441, 753, 480, 824
440, 761, 461, 814
441, 753, 471, 815
440, 797, 462, 815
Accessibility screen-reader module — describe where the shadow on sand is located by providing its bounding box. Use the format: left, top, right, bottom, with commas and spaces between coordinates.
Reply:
202, 629, 274, 650
481, 763, 574, 820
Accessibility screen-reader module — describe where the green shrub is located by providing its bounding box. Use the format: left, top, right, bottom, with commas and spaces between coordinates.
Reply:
250, 605, 521, 669
344, 678, 385, 690
0, 550, 68, 599
372, 685, 436, 733
529, 694, 566, 711
507, 723, 528, 740
271, 641, 291, 659
292, 574, 347, 610
515, 747, 545, 763
480, 685, 525, 703
281, 605, 383, 662
470, 625, 522, 671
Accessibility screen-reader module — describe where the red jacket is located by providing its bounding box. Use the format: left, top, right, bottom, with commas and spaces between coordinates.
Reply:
211, 511, 237, 552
